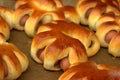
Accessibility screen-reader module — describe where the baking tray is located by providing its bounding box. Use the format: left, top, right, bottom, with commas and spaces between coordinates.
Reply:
1, 0, 120, 80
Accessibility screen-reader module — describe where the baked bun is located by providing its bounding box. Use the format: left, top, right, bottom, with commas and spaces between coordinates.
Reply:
58, 61, 120, 80
0, 42, 29, 80
0, 6, 13, 29
31, 30, 88, 71
13, 0, 63, 30
76, 0, 97, 25
24, 6, 80, 37
37, 20, 100, 57
76, 0, 120, 57
0, 16, 10, 43
96, 21, 120, 47
13, 0, 80, 35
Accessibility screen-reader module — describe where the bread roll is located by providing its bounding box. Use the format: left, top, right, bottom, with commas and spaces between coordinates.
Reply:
77, 0, 120, 57
0, 42, 29, 80
31, 30, 88, 71
37, 20, 100, 57
24, 10, 65, 37
58, 61, 120, 80
24, 6, 80, 37
13, 0, 63, 30
96, 21, 120, 47
76, 0, 97, 25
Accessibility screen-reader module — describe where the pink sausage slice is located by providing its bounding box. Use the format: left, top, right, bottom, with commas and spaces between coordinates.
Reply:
85, 8, 93, 19
37, 48, 45, 63
105, 30, 117, 43
60, 57, 70, 71
19, 14, 29, 26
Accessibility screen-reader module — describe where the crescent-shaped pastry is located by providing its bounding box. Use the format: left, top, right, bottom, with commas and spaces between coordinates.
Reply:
58, 61, 120, 80
0, 42, 29, 80
31, 30, 88, 71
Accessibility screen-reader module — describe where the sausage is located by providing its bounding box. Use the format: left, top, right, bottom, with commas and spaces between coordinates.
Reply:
3, 61, 8, 78
85, 8, 93, 19
37, 48, 45, 63
60, 57, 70, 71
105, 30, 117, 43
19, 14, 29, 26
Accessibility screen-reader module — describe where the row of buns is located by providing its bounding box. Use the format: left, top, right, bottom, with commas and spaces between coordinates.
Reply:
77, 0, 120, 57
0, 6, 29, 80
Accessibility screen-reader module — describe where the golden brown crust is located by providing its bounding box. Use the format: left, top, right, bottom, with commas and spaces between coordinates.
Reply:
88, 1, 107, 30
58, 61, 120, 80
58, 6, 80, 24
37, 20, 100, 57
0, 6, 13, 29
0, 16, 10, 43
13, 4, 33, 30
76, 0, 97, 25
0, 42, 29, 80
77, 0, 120, 57
24, 10, 65, 37
31, 30, 88, 71
24, 6, 80, 37
28, 0, 63, 11
76, 0, 120, 27
95, 13, 116, 30
15, 0, 63, 10
96, 21, 120, 47
108, 32, 120, 57
13, 0, 64, 30
14, 0, 80, 33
